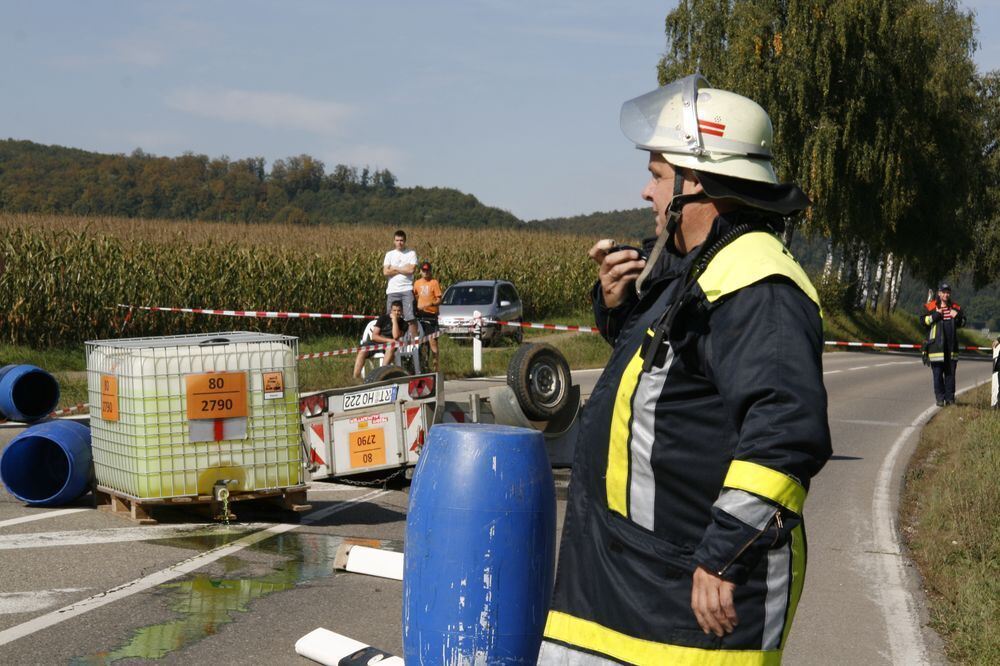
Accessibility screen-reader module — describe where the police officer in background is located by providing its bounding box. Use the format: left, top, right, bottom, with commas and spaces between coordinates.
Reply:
538, 75, 831, 665
922, 283, 967, 406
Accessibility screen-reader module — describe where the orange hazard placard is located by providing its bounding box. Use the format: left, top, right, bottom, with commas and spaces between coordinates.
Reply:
263, 371, 284, 399
100, 375, 119, 422
349, 428, 386, 468
185, 372, 248, 420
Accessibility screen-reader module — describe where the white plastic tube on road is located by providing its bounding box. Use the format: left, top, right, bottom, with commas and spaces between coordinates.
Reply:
295, 627, 404, 665
339, 545, 404, 580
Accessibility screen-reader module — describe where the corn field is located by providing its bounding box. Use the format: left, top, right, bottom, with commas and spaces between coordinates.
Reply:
1, 214, 598, 347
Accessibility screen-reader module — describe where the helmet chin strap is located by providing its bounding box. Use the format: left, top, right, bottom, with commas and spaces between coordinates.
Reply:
634, 165, 708, 295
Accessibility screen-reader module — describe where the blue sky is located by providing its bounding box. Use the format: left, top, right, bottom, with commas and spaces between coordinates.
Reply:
1, 1, 997, 221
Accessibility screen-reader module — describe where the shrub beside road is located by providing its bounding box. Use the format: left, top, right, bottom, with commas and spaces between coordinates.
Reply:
903, 385, 999, 665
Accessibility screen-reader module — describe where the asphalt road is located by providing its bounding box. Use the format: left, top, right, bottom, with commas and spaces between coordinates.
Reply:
0, 351, 993, 665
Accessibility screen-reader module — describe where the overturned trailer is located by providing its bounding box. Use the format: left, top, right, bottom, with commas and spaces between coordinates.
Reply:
299, 343, 580, 480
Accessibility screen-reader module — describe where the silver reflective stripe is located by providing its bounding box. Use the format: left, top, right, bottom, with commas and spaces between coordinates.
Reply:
628, 345, 674, 530
538, 640, 619, 665
762, 541, 791, 650
714, 488, 777, 531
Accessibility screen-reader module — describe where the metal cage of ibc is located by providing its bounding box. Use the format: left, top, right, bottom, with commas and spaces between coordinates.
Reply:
85, 331, 303, 501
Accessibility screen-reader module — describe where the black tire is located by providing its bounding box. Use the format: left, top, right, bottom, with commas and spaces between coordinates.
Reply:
364, 365, 410, 384
506, 343, 571, 420
512, 319, 524, 344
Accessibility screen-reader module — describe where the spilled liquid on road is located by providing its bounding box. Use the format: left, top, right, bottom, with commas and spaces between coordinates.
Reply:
71, 531, 401, 664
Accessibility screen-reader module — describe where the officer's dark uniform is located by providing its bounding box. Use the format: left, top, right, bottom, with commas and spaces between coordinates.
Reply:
922, 293, 967, 405
539, 216, 832, 665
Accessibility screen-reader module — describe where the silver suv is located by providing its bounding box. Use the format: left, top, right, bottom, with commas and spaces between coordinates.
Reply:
438, 280, 524, 345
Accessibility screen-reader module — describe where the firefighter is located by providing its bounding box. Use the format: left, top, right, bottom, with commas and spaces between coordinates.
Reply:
538, 75, 832, 665
921, 283, 967, 406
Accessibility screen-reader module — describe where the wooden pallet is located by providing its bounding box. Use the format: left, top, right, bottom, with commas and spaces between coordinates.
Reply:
94, 484, 312, 525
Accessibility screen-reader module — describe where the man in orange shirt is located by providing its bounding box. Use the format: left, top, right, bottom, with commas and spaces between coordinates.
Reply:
414, 261, 443, 372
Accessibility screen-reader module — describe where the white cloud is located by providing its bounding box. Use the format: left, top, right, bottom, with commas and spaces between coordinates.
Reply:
325, 144, 407, 170
110, 37, 167, 67
166, 88, 355, 136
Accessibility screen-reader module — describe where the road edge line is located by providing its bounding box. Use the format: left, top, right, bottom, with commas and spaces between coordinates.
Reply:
872, 378, 988, 665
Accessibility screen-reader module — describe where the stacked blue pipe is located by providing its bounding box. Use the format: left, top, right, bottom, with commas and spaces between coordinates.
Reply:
1, 420, 93, 506
403, 424, 556, 664
0, 364, 60, 422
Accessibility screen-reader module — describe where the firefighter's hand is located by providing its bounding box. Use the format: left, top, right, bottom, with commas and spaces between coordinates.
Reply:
692, 566, 738, 637
589, 239, 646, 309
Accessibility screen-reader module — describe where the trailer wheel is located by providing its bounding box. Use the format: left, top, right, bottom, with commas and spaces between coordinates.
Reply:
364, 365, 409, 384
506, 343, 570, 420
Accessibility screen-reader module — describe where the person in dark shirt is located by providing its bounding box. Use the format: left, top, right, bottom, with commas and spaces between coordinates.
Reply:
352, 300, 405, 379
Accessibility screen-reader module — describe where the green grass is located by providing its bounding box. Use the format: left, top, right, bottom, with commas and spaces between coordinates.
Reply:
901, 385, 1000, 665
0, 343, 87, 371
297, 324, 611, 390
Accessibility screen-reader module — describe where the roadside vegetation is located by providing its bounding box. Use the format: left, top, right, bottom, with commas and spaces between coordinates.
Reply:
1, 213, 596, 347
2, 213, 990, 412
902, 385, 999, 665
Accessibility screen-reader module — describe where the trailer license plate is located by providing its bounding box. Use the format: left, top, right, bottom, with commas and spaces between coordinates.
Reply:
349, 428, 386, 467
343, 385, 398, 411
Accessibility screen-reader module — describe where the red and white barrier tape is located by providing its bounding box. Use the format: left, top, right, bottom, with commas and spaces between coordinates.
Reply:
119, 304, 995, 351
51, 403, 90, 417
492, 320, 601, 334
297, 331, 442, 360
119, 304, 378, 320
824, 340, 992, 352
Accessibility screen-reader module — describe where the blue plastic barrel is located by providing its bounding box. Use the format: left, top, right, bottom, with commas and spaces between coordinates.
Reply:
403, 424, 556, 664
1, 420, 93, 506
0, 364, 61, 423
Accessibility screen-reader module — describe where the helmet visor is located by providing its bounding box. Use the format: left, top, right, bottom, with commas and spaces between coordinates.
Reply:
620, 74, 709, 155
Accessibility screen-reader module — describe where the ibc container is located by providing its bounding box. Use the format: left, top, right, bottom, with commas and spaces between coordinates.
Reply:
86, 332, 302, 499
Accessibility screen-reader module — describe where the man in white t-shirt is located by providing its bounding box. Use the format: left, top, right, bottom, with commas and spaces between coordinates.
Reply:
382, 229, 419, 340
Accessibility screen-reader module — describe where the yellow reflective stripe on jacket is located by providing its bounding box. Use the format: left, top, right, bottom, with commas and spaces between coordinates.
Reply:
782, 523, 807, 647
924, 315, 934, 326
606, 344, 645, 516
723, 460, 806, 515
930, 323, 937, 340
543, 611, 782, 666
697, 232, 820, 311
928, 352, 945, 361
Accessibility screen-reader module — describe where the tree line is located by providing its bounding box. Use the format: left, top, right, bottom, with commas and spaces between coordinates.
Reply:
657, 0, 1000, 314
0, 139, 520, 228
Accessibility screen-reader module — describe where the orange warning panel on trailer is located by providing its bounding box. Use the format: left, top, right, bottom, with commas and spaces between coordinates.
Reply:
349, 428, 386, 468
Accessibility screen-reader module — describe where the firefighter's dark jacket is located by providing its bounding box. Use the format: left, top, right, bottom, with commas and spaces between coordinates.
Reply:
921, 299, 966, 362
541, 216, 832, 665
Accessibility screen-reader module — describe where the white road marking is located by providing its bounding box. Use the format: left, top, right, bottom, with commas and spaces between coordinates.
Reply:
307, 481, 358, 493
0, 488, 389, 647
872, 361, 919, 367
0, 523, 273, 550
869, 379, 987, 665
0, 509, 89, 529
823, 370, 843, 375
833, 419, 906, 427
848, 365, 871, 371
0, 589, 89, 615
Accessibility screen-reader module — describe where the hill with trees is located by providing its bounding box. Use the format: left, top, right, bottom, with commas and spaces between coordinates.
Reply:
0, 139, 520, 228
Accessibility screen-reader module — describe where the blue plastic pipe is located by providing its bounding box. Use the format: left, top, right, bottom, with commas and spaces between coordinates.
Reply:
403, 424, 556, 664
0, 420, 93, 506
0, 364, 61, 422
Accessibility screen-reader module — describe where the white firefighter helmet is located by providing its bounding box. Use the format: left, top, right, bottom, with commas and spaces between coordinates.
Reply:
620, 74, 777, 184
